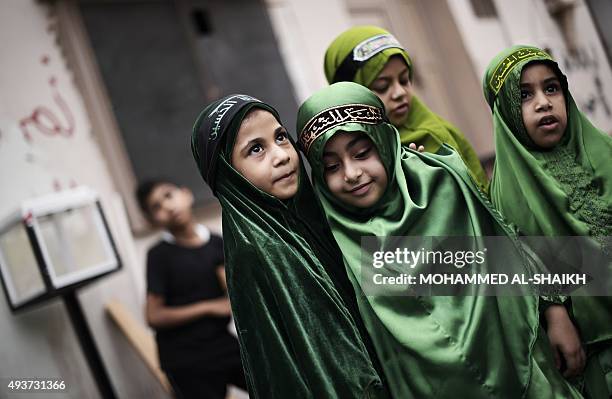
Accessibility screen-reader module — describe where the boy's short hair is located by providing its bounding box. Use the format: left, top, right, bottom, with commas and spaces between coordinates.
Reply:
135, 179, 177, 217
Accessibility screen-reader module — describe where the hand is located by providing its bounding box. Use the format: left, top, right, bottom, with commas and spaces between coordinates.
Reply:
408, 142, 425, 152
206, 298, 232, 316
545, 305, 585, 378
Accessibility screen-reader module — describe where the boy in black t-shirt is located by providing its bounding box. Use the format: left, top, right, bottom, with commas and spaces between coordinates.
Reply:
136, 180, 246, 399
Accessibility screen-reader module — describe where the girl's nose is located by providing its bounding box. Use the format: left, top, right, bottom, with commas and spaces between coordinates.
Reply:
271, 144, 291, 166
390, 80, 406, 100
344, 163, 363, 182
534, 91, 552, 111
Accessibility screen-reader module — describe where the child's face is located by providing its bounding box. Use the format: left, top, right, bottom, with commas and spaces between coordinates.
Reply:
520, 63, 567, 149
231, 109, 299, 200
322, 131, 388, 208
146, 183, 194, 228
369, 55, 413, 127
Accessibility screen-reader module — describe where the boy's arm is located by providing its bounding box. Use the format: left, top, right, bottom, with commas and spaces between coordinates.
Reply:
216, 264, 228, 292
544, 304, 585, 377
145, 293, 231, 329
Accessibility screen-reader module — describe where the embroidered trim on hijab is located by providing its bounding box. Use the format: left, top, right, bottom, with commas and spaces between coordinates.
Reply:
488, 47, 551, 99
299, 104, 385, 154
191, 94, 262, 191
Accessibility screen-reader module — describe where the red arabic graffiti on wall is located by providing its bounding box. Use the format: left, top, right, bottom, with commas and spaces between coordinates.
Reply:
19, 55, 76, 142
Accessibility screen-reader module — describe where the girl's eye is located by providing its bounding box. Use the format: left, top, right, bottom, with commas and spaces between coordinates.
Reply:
324, 163, 339, 173
248, 144, 263, 155
371, 83, 389, 93
545, 84, 560, 94
520, 90, 532, 101
355, 147, 372, 159
164, 191, 173, 199
276, 131, 288, 143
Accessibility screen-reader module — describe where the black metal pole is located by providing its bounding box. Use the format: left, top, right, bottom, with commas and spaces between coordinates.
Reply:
62, 291, 117, 399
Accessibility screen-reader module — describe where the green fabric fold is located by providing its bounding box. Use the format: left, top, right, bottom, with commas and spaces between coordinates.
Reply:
298, 81, 583, 398
191, 99, 389, 398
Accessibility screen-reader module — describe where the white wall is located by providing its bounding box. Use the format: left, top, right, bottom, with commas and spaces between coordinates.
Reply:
0, 1, 168, 397
265, 0, 353, 104
448, 0, 612, 133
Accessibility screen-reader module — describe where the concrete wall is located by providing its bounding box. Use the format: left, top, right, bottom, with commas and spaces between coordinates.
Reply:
265, 0, 353, 104
0, 1, 169, 397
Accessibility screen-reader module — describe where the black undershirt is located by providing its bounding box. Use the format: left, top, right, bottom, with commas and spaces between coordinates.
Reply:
146, 235, 241, 371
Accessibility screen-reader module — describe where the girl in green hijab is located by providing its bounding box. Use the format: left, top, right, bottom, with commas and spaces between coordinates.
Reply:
324, 25, 489, 191
484, 45, 612, 398
298, 81, 585, 398
191, 94, 389, 398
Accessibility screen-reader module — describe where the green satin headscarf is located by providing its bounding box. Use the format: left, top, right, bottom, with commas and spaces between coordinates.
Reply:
191, 97, 389, 398
484, 45, 612, 397
298, 82, 582, 398
324, 25, 489, 191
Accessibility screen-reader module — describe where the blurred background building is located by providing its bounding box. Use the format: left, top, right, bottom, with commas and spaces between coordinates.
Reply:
1, 0, 611, 397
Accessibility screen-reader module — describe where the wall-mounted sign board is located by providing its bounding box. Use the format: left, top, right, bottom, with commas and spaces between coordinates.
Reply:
0, 187, 121, 311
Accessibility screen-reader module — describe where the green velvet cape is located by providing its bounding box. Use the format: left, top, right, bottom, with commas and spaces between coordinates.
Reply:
484, 45, 612, 397
298, 82, 583, 398
191, 97, 389, 398
324, 25, 489, 191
